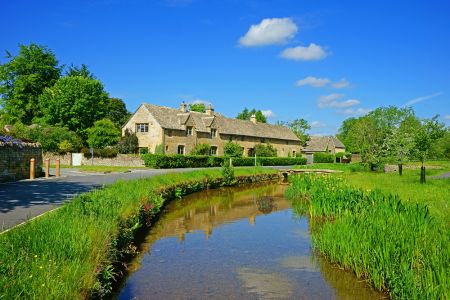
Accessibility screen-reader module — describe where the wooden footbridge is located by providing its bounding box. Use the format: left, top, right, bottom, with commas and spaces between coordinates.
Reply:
278, 169, 343, 181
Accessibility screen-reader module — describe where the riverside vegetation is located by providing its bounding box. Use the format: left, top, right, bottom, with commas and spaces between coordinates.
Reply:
0, 167, 277, 299
286, 173, 450, 299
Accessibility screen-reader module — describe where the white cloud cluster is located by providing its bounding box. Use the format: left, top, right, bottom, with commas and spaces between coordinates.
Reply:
281, 43, 327, 61
261, 109, 276, 118
296, 76, 330, 87
296, 76, 350, 88
317, 94, 359, 108
239, 18, 298, 47
444, 115, 450, 120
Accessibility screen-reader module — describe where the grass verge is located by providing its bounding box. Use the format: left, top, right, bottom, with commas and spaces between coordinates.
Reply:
286, 174, 450, 299
0, 167, 277, 299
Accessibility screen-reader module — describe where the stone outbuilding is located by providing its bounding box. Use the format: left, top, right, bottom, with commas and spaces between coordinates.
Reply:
122, 102, 301, 157
301, 136, 346, 163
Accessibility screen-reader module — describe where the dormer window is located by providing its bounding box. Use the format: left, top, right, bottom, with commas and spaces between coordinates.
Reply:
186, 126, 193, 136
211, 129, 217, 138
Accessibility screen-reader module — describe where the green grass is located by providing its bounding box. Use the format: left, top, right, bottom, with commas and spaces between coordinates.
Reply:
51, 164, 148, 173
286, 175, 450, 299
0, 167, 277, 299
295, 161, 450, 226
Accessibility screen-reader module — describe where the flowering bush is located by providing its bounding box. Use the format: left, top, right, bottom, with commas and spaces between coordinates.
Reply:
0, 135, 24, 147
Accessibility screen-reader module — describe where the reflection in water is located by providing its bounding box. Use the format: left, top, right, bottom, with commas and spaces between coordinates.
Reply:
236, 268, 294, 299
118, 183, 385, 300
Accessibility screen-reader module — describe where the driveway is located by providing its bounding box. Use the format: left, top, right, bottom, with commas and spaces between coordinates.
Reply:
0, 166, 287, 232
0, 168, 200, 232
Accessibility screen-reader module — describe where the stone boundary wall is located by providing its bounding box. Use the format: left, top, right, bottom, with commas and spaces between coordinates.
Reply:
0, 143, 43, 182
384, 164, 443, 173
43, 153, 145, 167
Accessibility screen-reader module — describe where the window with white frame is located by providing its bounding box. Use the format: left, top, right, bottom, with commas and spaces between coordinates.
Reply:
178, 145, 185, 155
136, 123, 149, 133
186, 126, 193, 136
211, 129, 217, 138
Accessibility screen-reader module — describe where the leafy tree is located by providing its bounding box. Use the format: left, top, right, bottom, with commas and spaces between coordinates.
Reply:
86, 119, 120, 149
105, 97, 130, 127
236, 108, 267, 123
7, 123, 82, 152
382, 127, 415, 175
65, 64, 95, 79
38, 76, 109, 138
0, 44, 61, 124
413, 116, 446, 183
117, 129, 138, 154
337, 117, 359, 153
191, 143, 211, 155
189, 103, 206, 113
286, 119, 310, 146
254, 143, 277, 157
223, 141, 243, 157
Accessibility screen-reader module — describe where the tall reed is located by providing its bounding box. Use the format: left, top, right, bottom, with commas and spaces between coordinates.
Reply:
286, 174, 450, 299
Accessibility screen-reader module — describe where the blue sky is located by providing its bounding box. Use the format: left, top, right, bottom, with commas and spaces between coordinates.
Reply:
2, 0, 449, 134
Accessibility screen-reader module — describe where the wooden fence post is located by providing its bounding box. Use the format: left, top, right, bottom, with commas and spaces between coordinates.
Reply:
45, 158, 50, 178
30, 158, 35, 180
56, 159, 60, 177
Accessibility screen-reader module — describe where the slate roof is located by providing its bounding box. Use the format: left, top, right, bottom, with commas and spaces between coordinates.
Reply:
142, 103, 300, 141
303, 136, 346, 152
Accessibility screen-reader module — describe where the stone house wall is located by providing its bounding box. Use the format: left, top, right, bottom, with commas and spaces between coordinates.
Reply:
0, 143, 43, 182
122, 105, 163, 153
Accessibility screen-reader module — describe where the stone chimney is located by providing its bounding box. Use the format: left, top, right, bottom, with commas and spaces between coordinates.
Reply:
179, 101, 187, 113
250, 114, 257, 124
206, 104, 214, 115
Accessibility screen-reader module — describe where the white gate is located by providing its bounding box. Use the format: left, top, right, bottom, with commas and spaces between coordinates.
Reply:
72, 153, 83, 166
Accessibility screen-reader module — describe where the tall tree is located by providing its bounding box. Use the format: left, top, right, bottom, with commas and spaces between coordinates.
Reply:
105, 97, 130, 127
65, 64, 95, 79
413, 116, 446, 183
236, 108, 267, 123
286, 119, 310, 146
87, 119, 120, 148
0, 44, 61, 124
189, 103, 206, 113
38, 76, 109, 139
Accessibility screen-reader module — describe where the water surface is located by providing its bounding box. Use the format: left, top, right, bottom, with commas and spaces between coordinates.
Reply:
118, 183, 384, 299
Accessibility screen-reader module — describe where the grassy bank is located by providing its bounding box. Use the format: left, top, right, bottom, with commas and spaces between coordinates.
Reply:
286, 175, 450, 299
296, 161, 450, 226
0, 167, 277, 299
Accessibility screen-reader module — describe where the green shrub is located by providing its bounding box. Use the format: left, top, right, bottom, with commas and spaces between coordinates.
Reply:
190, 143, 211, 155
8, 123, 82, 152
313, 152, 334, 163
117, 129, 138, 154
58, 140, 73, 154
87, 119, 120, 149
254, 143, 277, 157
82, 147, 118, 158
223, 141, 243, 157
221, 159, 235, 185
139, 148, 149, 155
142, 154, 306, 168
154, 144, 164, 155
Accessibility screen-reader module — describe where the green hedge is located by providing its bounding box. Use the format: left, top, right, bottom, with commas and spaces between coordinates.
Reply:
313, 152, 334, 163
142, 154, 306, 168
81, 147, 118, 158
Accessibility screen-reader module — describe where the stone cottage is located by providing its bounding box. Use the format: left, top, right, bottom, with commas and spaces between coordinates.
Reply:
122, 102, 301, 157
301, 136, 346, 163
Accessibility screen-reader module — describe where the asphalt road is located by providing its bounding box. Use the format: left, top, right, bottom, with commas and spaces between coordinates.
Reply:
0, 167, 211, 232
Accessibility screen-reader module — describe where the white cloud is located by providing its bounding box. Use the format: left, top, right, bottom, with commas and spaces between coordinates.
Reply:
261, 109, 276, 118
239, 18, 298, 47
402, 91, 444, 107
338, 107, 371, 116
281, 43, 327, 61
311, 121, 327, 128
317, 94, 359, 108
296, 76, 351, 88
444, 115, 450, 120
331, 78, 350, 89
296, 76, 330, 87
